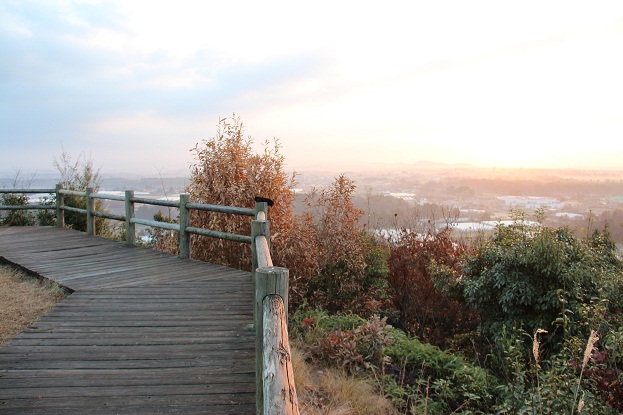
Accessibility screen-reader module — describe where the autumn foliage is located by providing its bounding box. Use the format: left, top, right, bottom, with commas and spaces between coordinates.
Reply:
386, 227, 476, 346
287, 176, 391, 316
187, 115, 295, 270
185, 115, 390, 315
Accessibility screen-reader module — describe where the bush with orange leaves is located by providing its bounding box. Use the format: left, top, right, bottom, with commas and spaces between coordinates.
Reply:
289, 175, 392, 316
186, 115, 296, 270
181, 115, 389, 315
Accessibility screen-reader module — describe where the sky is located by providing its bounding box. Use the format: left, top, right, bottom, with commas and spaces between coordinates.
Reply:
1, 1, 623, 177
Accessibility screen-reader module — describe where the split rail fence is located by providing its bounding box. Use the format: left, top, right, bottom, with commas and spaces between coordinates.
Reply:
0, 185, 299, 415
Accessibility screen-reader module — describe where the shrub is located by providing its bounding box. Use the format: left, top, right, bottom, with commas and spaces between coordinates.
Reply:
289, 175, 392, 316
432, 213, 623, 411
387, 227, 477, 347
183, 116, 390, 317
291, 308, 498, 414
0, 193, 36, 226
0, 172, 54, 226
491, 326, 619, 414
148, 211, 180, 255
442, 215, 623, 354
187, 114, 295, 269
53, 150, 109, 235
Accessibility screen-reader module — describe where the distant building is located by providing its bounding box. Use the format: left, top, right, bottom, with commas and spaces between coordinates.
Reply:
498, 196, 563, 210
381, 191, 417, 202
555, 212, 585, 220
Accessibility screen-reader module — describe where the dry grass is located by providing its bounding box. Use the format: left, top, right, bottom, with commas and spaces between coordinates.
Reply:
291, 342, 397, 415
0, 264, 67, 345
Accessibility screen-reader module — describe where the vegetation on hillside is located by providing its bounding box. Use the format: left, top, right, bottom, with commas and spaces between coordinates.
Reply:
186, 114, 296, 270
177, 115, 623, 413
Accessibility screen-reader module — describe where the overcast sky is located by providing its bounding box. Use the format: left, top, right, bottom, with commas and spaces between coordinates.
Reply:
2, 1, 623, 176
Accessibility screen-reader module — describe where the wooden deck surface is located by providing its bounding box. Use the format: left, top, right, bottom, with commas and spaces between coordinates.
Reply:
0, 227, 256, 414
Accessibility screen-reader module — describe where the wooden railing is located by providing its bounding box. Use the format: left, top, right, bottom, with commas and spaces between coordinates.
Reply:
252, 209, 299, 415
0, 185, 261, 259
0, 185, 300, 414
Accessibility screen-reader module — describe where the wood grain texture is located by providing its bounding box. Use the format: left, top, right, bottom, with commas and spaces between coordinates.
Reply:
0, 226, 256, 414
262, 295, 299, 415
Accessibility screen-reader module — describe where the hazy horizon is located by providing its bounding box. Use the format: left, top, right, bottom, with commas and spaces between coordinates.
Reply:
2, 159, 623, 184
2, 1, 623, 174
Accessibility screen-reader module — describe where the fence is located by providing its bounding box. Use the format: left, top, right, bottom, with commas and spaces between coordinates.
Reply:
0, 185, 299, 415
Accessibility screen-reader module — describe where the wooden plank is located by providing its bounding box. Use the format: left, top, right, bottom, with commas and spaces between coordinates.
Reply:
0, 396, 255, 415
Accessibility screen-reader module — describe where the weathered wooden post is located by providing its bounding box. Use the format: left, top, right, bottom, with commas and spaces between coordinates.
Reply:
254, 198, 269, 218
55, 183, 64, 228
85, 187, 94, 235
263, 295, 299, 415
125, 190, 135, 245
251, 215, 270, 279
252, 197, 271, 279
179, 193, 190, 259
254, 266, 289, 415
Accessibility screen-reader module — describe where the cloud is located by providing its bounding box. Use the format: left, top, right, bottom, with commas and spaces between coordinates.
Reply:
2, 0, 623, 174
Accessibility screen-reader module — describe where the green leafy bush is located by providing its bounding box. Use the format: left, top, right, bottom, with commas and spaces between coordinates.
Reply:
432, 212, 623, 412
440, 216, 623, 353
382, 330, 497, 414
0, 193, 36, 226
491, 326, 619, 414
0, 192, 54, 226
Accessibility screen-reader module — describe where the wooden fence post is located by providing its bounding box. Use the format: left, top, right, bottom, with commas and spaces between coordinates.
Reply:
252, 198, 271, 278
255, 266, 289, 415
251, 217, 270, 279
125, 190, 135, 245
263, 295, 299, 415
255, 199, 269, 218
179, 193, 190, 259
86, 187, 94, 235
55, 183, 64, 228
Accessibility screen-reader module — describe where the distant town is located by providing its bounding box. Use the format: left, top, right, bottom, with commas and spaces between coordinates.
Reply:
2, 163, 623, 247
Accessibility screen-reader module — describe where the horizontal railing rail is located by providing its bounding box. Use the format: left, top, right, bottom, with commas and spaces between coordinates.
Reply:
0, 188, 56, 211
0, 188, 55, 194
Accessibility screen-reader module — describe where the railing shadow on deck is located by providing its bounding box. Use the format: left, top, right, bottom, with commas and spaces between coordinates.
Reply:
0, 185, 300, 415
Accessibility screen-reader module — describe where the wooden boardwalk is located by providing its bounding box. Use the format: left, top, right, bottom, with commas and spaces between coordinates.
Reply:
0, 227, 256, 414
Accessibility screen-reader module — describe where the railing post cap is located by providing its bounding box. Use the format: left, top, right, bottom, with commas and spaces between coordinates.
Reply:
254, 196, 274, 207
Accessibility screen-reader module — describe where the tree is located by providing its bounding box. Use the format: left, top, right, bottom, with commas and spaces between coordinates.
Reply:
185, 116, 391, 315
290, 175, 391, 315
187, 114, 296, 270
53, 150, 108, 234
